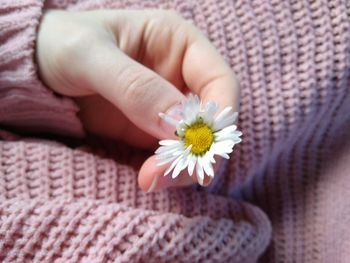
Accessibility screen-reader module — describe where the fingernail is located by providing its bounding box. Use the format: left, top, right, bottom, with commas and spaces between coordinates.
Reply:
147, 174, 159, 193
147, 173, 172, 192
147, 170, 193, 192
201, 175, 213, 187
159, 102, 183, 138
197, 158, 223, 187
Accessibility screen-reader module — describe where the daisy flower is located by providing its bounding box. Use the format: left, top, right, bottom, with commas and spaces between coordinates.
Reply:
155, 94, 242, 185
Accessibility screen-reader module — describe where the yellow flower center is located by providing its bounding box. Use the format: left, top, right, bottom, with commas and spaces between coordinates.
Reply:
184, 122, 214, 155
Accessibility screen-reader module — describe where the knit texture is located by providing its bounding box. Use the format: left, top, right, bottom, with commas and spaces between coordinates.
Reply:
0, 0, 83, 137
0, 138, 271, 263
1, 0, 350, 262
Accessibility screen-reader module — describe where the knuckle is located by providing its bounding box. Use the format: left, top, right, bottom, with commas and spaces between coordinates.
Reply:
51, 28, 98, 87
118, 66, 159, 108
152, 10, 185, 27
57, 29, 96, 62
163, 10, 182, 21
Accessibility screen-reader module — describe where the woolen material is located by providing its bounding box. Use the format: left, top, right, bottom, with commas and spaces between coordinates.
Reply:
0, 0, 349, 262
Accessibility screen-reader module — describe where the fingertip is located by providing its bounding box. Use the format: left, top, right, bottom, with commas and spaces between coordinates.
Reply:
200, 74, 240, 113
138, 155, 195, 192
138, 155, 158, 192
181, 31, 240, 113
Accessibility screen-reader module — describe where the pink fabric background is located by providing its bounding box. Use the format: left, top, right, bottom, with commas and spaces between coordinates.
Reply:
0, 0, 349, 262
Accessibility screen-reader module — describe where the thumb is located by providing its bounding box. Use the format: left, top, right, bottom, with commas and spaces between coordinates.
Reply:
85, 44, 186, 139
84, 44, 196, 191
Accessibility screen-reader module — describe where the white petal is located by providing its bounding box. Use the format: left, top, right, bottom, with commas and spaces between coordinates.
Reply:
201, 101, 218, 125
155, 142, 184, 166
158, 144, 189, 167
202, 154, 214, 177
214, 125, 236, 136
214, 125, 242, 141
156, 151, 179, 160
155, 143, 182, 155
187, 154, 197, 176
183, 146, 193, 159
172, 155, 189, 179
218, 124, 237, 133
189, 96, 201, 121
156, 149, 179, 160
156, 152, 182, 164
205, 101, 219, 114
196, 157, 205, 185
190, 94, 201, 112
184, 111, 196, 126
156, 150, 182, 160
232, 137, 242, 144
164, 155, 182, 176
167, 144, 191, 161
170, 150, 186, 157
159, 113, 178, 127
211, 141, 235, 155
172, 144, 190, 157
215, 106, 233, 121
156, 156, 178, 166
214, 106, 231, 121
214, 115, 237, 131
235, 131, 243, 137
183, 94, 200, 125
159, 140, 181, 146
208, 152, 216, 163
213, 108, 238, 131
214, 140, 235, 149
203, 150, 216, 164
218, 152, 230, 159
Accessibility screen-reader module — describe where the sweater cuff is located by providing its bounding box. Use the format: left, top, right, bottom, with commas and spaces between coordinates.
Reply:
0, 0, 84, 137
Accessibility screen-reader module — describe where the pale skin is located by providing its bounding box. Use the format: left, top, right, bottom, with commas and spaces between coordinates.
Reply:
36, 9, 240, 191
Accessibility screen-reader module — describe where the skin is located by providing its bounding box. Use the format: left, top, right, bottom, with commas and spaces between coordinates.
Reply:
36, 9, 240, 192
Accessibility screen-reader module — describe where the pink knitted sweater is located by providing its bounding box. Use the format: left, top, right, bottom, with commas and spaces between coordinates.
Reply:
0, 0, 349, 262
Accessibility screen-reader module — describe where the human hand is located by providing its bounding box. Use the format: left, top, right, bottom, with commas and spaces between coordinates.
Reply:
36, 9, 240, 192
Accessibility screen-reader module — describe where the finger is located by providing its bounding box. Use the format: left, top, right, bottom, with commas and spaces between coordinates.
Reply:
138, 155, 194, 192
182, 25, 240, 112
177, 26, 240, 187
74, 95, 157, 149
81, 43, 186, 140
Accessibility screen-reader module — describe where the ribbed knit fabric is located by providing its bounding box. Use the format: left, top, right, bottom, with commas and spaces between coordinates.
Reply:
0, 138, 270, 263
0, 0, 83, 137
1, 0, 350, 262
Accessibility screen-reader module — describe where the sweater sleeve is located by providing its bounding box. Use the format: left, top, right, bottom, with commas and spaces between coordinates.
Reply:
0, 138, 271, 262
0, 0, 84, 137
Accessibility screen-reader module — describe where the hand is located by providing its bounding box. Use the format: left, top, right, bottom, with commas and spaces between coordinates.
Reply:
36, 9, 240, 191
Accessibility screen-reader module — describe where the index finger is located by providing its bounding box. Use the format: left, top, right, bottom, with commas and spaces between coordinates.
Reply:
182, 23, 240, 112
